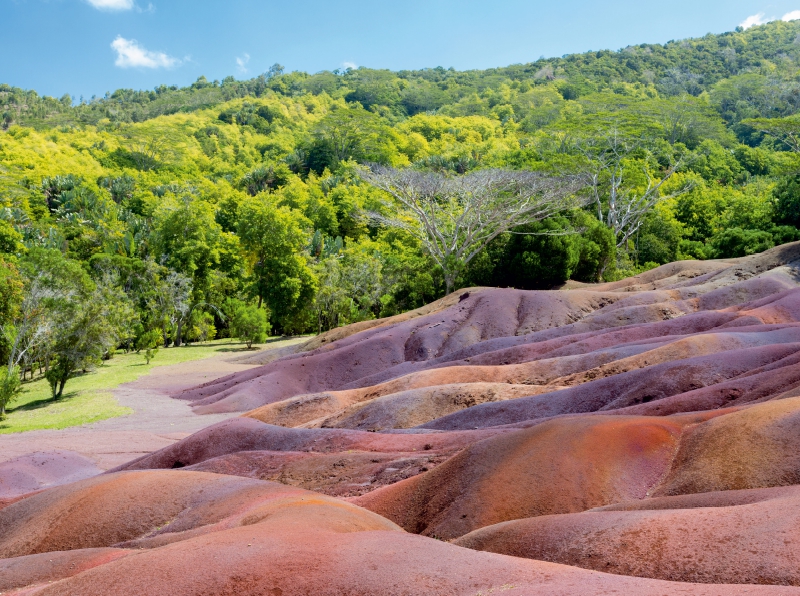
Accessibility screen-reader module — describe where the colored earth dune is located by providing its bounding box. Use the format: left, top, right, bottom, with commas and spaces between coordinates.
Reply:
3, 242, 800, 594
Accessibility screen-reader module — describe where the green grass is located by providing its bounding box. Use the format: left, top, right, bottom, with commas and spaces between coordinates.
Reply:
0, 337, 308, 435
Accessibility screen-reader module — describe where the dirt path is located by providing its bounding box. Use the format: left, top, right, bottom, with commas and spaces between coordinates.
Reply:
0, 350, 267, 470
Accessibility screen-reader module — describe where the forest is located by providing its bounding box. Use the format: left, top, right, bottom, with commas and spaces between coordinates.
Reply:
2, 19, 800, 410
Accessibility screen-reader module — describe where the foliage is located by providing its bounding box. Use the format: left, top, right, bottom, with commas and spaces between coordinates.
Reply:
230, 302, 270, 348
0, 19, 799, 358
361, 166, 586, 293
136, 328, 161, 364
0, 337, 306, 434
0, 365, 20, 419
707, 227, 776, 258
237, 196, 316, 332
773, 174, 800, 227
463, 212, 616, 289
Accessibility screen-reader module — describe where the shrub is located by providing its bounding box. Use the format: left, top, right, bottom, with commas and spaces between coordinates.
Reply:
773, 175, 800, 228
232, 304, 270, 349
0, 365, 21, 419
135, 329, 161, 364
708, 227, 775, 258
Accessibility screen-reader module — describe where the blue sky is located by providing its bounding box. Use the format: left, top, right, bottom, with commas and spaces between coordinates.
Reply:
5, 0, 800, 99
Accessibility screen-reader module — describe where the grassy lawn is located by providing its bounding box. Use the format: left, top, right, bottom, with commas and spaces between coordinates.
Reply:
0, 337, 308, 435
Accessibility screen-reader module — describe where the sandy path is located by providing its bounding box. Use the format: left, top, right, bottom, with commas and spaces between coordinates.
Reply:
0, 349, 270, 470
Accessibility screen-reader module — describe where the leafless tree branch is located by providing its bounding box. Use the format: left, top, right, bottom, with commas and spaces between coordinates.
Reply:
359, 166, 587, 294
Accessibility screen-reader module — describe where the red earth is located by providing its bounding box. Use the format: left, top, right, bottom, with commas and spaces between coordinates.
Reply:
3, 242, 800, 593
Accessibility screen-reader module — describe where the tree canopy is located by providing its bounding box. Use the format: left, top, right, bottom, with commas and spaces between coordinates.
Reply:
0, 19, 799, 391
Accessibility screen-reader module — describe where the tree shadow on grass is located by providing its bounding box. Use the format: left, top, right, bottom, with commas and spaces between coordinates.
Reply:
216, 336, 310, 353
215, 346, 259, 352
7, 391, 80, 415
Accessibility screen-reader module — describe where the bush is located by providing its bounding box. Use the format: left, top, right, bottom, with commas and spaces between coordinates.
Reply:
232, 304, 270, 349
773, 175, 800, 228
136, 329, 161, 364
770, 225, 800, 246
494, 218, 581, 289
187, 311, 217, 343
0, 365, 21, 419
460, 213, 617, 289
707, 227, 775, 258
677, 239, 710, 260
572, 215, 617, 282
135, 329, 162, 352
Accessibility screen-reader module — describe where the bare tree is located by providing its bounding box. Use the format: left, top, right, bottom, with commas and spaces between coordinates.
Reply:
742, 116, 800, 153
148, 271, 192, 347
359, 166, 586, 294
0, 276, 54, 417
0, 261, 79, 375
585, 134, 692, 249
122, 125, 183, 171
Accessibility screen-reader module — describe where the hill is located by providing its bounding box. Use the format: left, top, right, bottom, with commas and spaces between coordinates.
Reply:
1, 245, 800, 592
0, 19, 800, 405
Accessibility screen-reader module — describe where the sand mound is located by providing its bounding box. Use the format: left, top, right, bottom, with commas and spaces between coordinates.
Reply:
6, 468, 790, 595
0, 548, 129, 593
0, 450, 102, 499
183, 449, 451, 497
420, 341, 800, 430
114, 417, 509, 472
177, 288, 622, 413
352, 414, 706, 539
654, 396, 800, 495
306, 382, 554, 430
455, 485, 800, 585
14, 522, 798, 596
0, 470, 397, 558
6, 246, 800, 593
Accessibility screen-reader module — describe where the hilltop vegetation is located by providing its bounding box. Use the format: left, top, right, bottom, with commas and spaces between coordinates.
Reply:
1, 20, 800, 402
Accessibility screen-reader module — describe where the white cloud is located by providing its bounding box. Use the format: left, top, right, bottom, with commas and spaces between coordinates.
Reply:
740, 12, 771, 29
236, 53, 250, 74
86, 0, 135, 10
342, 61, 357, 70
111, 36, 180, 69
738, 10, 800, 29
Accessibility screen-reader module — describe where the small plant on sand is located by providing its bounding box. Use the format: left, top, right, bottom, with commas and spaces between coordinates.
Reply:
136, 329, 162, 365
231, 303, 270, 349
144, 347, 157, 365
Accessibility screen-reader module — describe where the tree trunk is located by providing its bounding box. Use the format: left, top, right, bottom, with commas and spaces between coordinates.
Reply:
57, 375, 67, 399
175, 319, 183, 347
445, 274, 455, 296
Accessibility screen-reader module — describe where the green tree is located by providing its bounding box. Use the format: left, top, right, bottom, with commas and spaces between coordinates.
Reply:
707, 227, 775, 259
773, 175, 800, 228
0, 365, 21, 421
0, 259, 23, 419
0, 220, 24, 255
136, 329, 161, 364
237, 196, 317, 332
231, 303, 270, 349
45, 277, 135, 399
361, 166, 586, 294
151, 199, 222, 303
742, 116, 800, 153
308, 104, 394, 172
493, 218, 582, 290
5, 249, 132, 400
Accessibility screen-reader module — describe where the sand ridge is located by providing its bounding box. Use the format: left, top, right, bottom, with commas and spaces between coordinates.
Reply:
5, 244, 800, 592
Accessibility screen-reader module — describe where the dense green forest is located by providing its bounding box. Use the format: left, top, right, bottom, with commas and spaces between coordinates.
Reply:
2, 19, 800, 407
